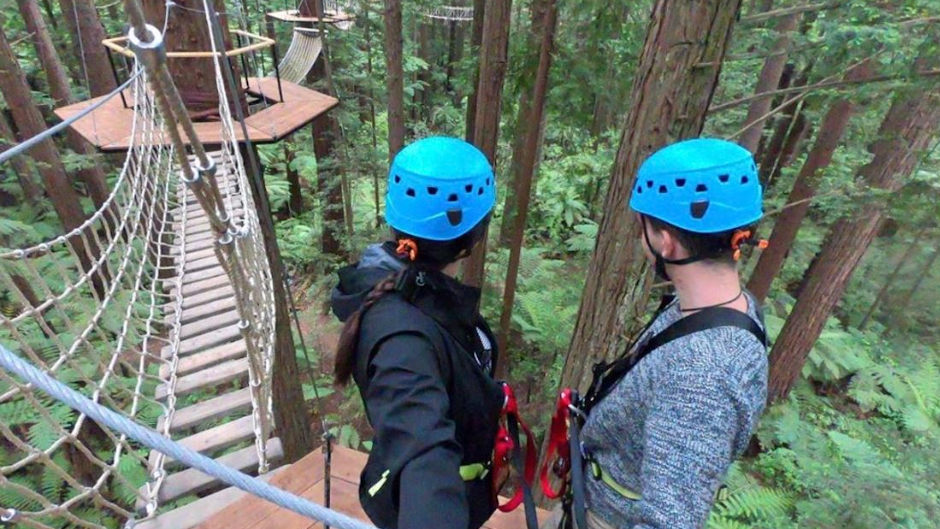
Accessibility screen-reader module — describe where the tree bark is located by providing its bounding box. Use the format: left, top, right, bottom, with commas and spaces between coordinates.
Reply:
747, 63, 872, 302
19, 0, 110, 209
464, 0, 486, 142
417, 22, 432, 122
738, 13, 799, 152
141, 0, 247, 118
284, 143, 304, 216
0, 112, 43, 203
559, 0, 743, 393
496, 0, 557, 379
58, 0, 117, 97
0, 27, 87, 234
498, 0, 551, 248
767, 69, 940, 402
461, 0, 513, 289
857, 225, 928, 330
312, 114, 346, 259
384, 0, 405, 161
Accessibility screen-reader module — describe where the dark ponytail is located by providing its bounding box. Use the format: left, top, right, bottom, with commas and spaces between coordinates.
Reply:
332, 216, 491, 386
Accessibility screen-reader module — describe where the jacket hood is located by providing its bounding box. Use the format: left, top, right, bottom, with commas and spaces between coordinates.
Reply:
331, 243, 406, 321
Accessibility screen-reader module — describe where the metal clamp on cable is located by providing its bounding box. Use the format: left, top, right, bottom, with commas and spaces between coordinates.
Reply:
1, 508, 18, 525
184, 158, 217, 185
127, 24, 166, 66
218, 230, 234, 246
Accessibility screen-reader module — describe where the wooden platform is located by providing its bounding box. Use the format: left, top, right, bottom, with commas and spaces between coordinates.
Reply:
266, 9, 355, 24
54, 78, 338, 152
160, 445, 546, 529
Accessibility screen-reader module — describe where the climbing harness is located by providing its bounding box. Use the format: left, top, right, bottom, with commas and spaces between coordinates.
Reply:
539, 302, 768, 528
492, 383, 539, 529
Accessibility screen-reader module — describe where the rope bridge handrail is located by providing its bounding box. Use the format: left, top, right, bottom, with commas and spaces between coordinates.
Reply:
0, 3, 276, 526
424, 5, 474, 21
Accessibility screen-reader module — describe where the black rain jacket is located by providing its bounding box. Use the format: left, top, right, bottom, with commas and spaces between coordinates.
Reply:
331, 243, 505, 529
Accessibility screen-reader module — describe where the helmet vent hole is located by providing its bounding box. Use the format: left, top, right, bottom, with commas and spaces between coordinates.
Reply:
477, 187, 484, 195
695, 184, 708, 193
446, 209, 463, 226
646, 180, 653, 188
636, 186, 643, 194
394, 175, 401, 184
658, 185, 668, 193
718, 174, 729, 183
486, 178, 491, 186
675, 178, 686, 187
447, 193, 459, 202
690, 201, 709, 219
741, 175, 749, 184
427, 186, 439, 195
406, 188, 416, 197
465, 184, 474, 193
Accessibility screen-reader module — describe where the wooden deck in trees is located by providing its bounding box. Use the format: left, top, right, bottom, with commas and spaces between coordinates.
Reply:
54, 78, 338, 152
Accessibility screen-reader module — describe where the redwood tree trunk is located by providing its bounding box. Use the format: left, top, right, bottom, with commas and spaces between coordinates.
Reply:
559, 0, 743, 393
0, 112, 43, 203
313, 114, 346, 259
58, 0, 117, 97
857, 225, 928, 330
0, 27, 87, 233
141, 0, 247, 119
888, 243, 939, 333
737, 13, 799, 152
384, 0, 405, 160
747, 63, 872, 301
464, 0, 486, 142
496, 0, 557, 378
767, 73, 940, 402
498, 0, 552, 247
19, 0, 110, 209
461, 0, 512, 288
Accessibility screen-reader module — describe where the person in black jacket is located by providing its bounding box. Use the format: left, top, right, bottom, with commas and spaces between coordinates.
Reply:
331, 137, 504, 529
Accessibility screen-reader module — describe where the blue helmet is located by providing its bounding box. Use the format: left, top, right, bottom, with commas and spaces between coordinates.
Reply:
385, 137, 496, 241
629, 138, 763, 233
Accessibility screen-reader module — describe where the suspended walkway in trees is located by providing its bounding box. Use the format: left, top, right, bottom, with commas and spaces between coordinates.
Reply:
0, 2, 543, 528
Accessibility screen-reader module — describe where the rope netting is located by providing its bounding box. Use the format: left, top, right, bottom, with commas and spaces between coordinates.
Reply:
424, 5, 474, 22
0, 7, 276, 526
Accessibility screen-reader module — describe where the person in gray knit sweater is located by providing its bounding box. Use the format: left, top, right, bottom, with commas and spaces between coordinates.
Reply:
558, 139, 770, 529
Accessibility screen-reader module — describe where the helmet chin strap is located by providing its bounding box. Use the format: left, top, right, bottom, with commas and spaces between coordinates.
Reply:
641, 216, 713, 282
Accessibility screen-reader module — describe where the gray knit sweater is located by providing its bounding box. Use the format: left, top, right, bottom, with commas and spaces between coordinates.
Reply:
580, 293, 768, 528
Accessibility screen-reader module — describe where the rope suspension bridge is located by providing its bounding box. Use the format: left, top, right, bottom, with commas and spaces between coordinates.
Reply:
0, 2, 538, 529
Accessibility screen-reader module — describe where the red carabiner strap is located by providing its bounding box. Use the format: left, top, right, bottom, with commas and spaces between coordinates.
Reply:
540, 388, 573, 499
494, 383, 538, 514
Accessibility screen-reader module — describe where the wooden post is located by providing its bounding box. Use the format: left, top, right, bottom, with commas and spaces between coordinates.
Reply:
240, 143, 314, 462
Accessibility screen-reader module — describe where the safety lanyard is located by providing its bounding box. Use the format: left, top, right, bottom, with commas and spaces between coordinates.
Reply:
493, 383, 539, 529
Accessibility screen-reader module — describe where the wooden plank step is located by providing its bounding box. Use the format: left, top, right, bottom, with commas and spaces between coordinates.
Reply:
162, 339, 247, 379
180, 309, 241, 341
176, 246, 216, 263
184, 255, 222, 274
175, 324, 242, 357
164, 387, 253, 432
185, 230, 217, 246
161, 414, 256, 466
134, 465, 289, 529
146, 439, 284, 507
179, 295, 237, 326
155, 357, 248, 400
181, 266, 228, 286
171, 237, 215, 256
178, 275, 231, 299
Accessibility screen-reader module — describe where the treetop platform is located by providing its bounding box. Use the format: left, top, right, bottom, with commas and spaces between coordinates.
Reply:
266, 9, 355, 24
54, 78, 338, 152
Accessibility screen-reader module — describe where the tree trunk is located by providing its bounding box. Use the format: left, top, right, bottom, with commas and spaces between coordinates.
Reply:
0, 27, 87, 234
737, 13, 799, 152
747, 63, 872, 302
888, 243, 939, 333
417, 22, 432, 122
464, 0, 486, 142
756, 69, 808, 186
141, 0, 247, 118
461, 0, 513, 288
58, 0, 117, 97
559, 0, 743, 393
496, 0, 557, 379
312, 114, 346, 259
19, 0, 111, 209
498, 0, 551, 248
285, 143, 304, 216
857, 225, 928, 330
767, 70, 940, 402
362, 0, 382, 226
384, 0, 405, 161
0, 112, 43, 203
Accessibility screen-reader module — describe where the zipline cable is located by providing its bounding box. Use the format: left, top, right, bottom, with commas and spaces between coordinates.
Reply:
0, 343, 378, 529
